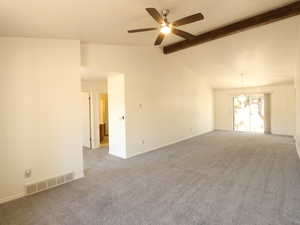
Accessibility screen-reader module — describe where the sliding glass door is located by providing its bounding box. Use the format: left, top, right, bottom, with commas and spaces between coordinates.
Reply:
233, 95, 264, 133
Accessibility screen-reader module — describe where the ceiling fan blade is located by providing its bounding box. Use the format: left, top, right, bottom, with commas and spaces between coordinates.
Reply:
154, 33, 165, 46
128, 28, 158, 33
172, 13, 204, 27
172, 28, 195, 40
146, 8, 165, 24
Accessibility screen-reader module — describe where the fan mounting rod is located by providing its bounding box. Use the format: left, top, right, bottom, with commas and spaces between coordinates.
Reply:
162, 9, 170, 19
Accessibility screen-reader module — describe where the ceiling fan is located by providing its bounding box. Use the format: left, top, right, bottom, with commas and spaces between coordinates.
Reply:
128, 8, 204, 46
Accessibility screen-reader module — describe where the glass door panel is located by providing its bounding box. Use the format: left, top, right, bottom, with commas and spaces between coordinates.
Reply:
233, 95, 264, 133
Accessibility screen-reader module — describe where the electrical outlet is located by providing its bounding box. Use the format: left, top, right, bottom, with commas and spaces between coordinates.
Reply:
25, 169, 32, 178
142, 140, 145, 144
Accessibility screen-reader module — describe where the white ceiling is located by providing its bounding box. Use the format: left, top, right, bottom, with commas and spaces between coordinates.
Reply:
0, 0, 297, 45
170, 17, 299, 88
1, 0, 299, 88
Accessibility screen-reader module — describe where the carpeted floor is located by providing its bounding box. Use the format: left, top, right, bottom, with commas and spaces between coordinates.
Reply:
1, 131, 300, 225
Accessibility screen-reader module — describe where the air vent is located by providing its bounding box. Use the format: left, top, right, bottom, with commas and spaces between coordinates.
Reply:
37, 181, 47, 192
47, 178, 57, 188
26, 184, 37, 195
25, 172, 74, 195
64, 173, 74, 182
57, 175, 65, 185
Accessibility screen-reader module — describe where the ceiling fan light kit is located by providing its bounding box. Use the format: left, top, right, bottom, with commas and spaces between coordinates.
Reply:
128, 8, 204, 46
160, 24, 171, 34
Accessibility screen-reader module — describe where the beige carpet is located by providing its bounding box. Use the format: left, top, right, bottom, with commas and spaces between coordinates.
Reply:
1, 131, 300, 225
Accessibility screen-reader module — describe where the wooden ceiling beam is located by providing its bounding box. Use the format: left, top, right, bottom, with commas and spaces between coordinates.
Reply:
163, 1, 300, 54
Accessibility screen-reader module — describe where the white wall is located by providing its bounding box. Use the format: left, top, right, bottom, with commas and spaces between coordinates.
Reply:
81, 44, 214, 158
0, 37, 83, 203
295, 18, 300, 157
214, 82, 296, 136
81, 92, 91, 148
169, 18, 298, 89
81, 80, 107, 93
296, 73, 300, 157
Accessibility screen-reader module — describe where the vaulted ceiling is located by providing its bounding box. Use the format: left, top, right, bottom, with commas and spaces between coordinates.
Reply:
1, 0, 299, 88
0, 0, 297, 45
169, 17, 299, 88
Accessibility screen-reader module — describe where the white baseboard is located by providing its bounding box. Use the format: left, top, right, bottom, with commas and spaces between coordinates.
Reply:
270, 132, 294, 137
126, 130, 214, 159
214, 129, 231, 132
109, 151, 127, 159
295, 139, 300, 160
215, 129, 294, 137
74, 171, 85, 180
0, 192, 25, 204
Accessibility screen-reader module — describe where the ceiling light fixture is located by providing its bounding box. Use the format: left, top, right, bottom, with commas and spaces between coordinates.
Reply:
128, 8, 204, 45
160, 24, 171, 34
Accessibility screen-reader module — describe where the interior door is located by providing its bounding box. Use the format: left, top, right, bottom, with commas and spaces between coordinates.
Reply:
107, 74, 126, 158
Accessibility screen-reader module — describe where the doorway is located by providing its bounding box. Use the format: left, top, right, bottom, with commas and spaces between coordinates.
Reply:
233, 94, 264, 133
81, 74, 126, 159
99, 93, 109, 147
